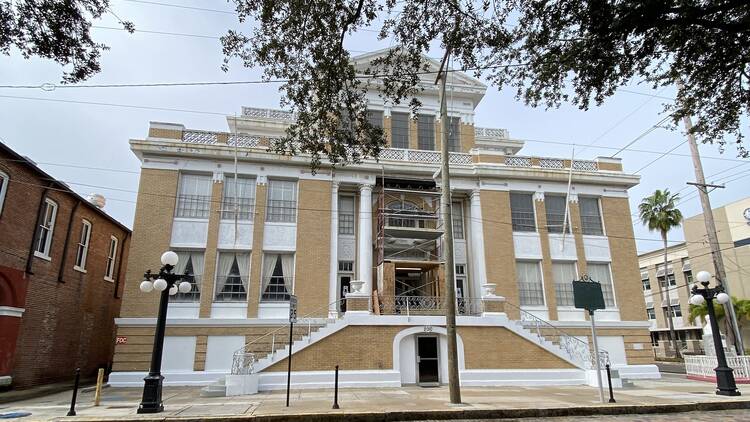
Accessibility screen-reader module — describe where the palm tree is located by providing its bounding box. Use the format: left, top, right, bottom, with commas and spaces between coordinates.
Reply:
690, 296, 750, 332
639, 189, 683, 358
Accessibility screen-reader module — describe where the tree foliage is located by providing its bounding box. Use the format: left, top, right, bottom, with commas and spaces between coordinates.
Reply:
689, 296, 750, 329
223, 0, 750, 167
0, 0, 133, 83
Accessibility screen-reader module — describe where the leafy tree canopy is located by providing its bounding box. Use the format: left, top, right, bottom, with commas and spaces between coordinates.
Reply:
222, 0, 750, 168
0, 0, 133, 83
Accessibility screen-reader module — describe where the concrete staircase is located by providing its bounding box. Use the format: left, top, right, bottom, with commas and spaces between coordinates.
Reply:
505, 319, 593, 370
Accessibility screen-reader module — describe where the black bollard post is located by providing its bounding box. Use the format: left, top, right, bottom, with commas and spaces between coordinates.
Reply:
605, 364, 616, 403
332, 365, 340, 409
67, 368, 81, 416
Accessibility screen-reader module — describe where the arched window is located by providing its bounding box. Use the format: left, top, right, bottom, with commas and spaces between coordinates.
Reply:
0, 170, 8, 216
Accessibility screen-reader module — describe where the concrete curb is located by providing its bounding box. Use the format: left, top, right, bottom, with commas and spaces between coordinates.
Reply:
65, 399, 750, 421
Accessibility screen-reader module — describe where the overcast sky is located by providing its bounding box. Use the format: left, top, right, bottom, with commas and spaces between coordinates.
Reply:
1, 0, 748, 256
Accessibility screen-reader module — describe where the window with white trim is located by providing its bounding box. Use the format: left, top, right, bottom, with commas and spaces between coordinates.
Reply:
215, 252, 250, 302
266, 180, 297, 223
391, 112, 409, 149
579, 197, 604, 235
0, 170, 9, 215
640, 268, 651, 291
510, 192, 535, 232
173, 251, 204, 302
74, 220, 92, 271
417, 114, 435, 150
261, 253, 294, 302
452, 201, 464, 239
448, 116, 461, 152
176, 174, 212, 218
338, 196, 355, 235
105, 236, 118, 281
516, 261, 544, 306
545, 195, 570, 233
366, 109, 383, 129
646, 306, 656, 320
552, 262, 577, 306
587, 263, 615, 308
221, 176, 256, 220
34, 198, 57, 258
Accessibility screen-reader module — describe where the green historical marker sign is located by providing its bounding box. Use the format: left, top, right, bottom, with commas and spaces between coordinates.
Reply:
573, 276, 605, 312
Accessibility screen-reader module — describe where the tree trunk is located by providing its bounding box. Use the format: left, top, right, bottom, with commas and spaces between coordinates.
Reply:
661, 231, 681, 359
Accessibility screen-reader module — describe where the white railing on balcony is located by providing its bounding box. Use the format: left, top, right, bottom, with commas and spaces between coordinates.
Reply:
182, 130, 218, 145
378, 148, 472, 166
242, 107, 296, 121
685, 355, 750, 381
475, 127, 509, 139
379, 296, 483, 316
539, 158, 564, 169
505, 156, 533, 167
228, 133, 261, 148
572, 160, 599, 172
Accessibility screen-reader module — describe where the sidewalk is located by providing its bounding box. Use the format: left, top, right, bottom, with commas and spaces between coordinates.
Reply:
1, 374, 748, 421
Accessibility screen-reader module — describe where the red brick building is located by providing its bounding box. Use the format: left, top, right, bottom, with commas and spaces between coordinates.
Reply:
0, 142, 130, 389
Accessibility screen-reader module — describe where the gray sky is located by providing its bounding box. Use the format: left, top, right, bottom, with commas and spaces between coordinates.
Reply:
1, 0, 748, 256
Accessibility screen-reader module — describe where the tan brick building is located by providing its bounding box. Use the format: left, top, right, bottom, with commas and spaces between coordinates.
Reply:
111, 51, 657, 392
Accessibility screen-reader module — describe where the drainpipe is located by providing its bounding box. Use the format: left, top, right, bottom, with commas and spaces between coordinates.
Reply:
25, 184, 53, 275
58, 200, 81, 282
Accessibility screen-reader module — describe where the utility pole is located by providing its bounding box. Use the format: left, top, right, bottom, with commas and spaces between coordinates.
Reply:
682, 114, 745, 355
436, 46, 461, 405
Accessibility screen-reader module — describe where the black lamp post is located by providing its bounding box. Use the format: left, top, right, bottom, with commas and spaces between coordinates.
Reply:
689, 270, 741, 397
137, 251, 192, 414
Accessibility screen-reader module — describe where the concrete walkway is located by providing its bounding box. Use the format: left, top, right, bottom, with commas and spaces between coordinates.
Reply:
0, 374, 748, 421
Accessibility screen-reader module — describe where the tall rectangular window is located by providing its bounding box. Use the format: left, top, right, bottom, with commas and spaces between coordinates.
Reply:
338, 196, 355, 235
74, 220, 92, 270
221, 176, 256, 220
646, 307, 656, 320
261, 253, 294, 302
417, 114, 435, 150
587, 263, 615, 307
516, 261, 545, 306
176, 174, 212, 218
545, 195, 570, 233
367, 109, 383, 129
448, 117, 461, 152
552, 262, 577, 306
215, 252, 250, 301
640, 269, 651, 291
391, 111, 409, 149
34, 198, 57, 258
657, 264, 676, 288
266, 180, 297, 223
579, 197, 604, 235
105, 236, 118, 281
173, 251, 204, 302
510, 192, 536, 232
452, 201, 464, 239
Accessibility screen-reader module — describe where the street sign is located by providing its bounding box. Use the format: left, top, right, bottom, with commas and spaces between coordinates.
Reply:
573, 279, 605, 312
289, 295, 298, 323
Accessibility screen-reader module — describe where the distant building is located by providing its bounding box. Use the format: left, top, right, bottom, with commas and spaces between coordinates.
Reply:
638, 196, 750, 357
0, 142, 130, 389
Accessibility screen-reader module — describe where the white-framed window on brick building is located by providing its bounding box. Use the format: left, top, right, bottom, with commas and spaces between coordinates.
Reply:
552, 261, 577, 306
579, 197, 604, 235
646, 306, 656, 320
261, 253, 294, 302
452, 201, 464, 239
587, 262, 616, 308
656, 263, 676, 288
338, 195, 355, 235
391, 111, 410, 149
510, 192, 536, 232
640, 268, 651, 291
0, 170, 9, 215
74, 219, 92, 271
34, 198, 57, 259
448, 116, 461, 152
545, 195, 570, 233
662, 299, 682, 318
516, 261, 545, 306
417, 114, 435, 150
173, 251, 204, 302
367, 109, 384, 129
215, 252, 250, 302
176, 174, 212, 218
104, 236, 118, 282
221, 176, 256, 220
266, 179, 297, 223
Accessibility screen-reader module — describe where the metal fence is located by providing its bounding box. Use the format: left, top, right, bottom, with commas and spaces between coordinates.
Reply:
378, 296, 483, 316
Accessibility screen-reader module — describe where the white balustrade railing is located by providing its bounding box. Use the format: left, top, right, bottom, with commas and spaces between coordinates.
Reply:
475, 126, 509, 139
378, 148, 473, 165
539, 158, 564, 169
228, 133, 261, 148
242, 106, 296, 121
685, 355, 750, 380
572, 160, 599, 171
182, 130, 218, 145
505, 156, 533, 167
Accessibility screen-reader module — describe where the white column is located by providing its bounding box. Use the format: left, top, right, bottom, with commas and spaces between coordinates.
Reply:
469, 189, 487, 297
329, 182, 339, 317
357, 183, 374, 294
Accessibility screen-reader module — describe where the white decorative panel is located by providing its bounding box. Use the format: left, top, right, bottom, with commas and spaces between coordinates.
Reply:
162, 337, 196, 371
205, 336, 246, 372
258, 303, 290, 319
548, 234, 578, 261
263, 223, 297, 251
513, 232, 542, 259
557, 308, 586, 321
210, 303, 247, 319
218, 221, 253, 249
454, 240, 467, 264
166, 303, 199, 319
338, 236, 356, 261
596, 309, 621, 321
170, 219, 209, 247
583, 235, 611, 261
599, 336, 627, 365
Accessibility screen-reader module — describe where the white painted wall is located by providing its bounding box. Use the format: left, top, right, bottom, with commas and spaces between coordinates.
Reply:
170, 219, 209, 248
205, 336, 246, 372
599, 336, 627, 365
162, 337, 197, 371
218, 221, 253, 249
583, 236, 611, 261
548, 234, 577, 261
513, 232, 542, 259
166, 303, 200, 319
263, 223, 297, 251
211, 303, 248, 319
399, 335, 416, 384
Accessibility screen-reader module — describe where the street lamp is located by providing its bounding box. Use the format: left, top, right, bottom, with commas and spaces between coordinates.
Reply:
137, 251, 192, 414
689, 270, 740, 396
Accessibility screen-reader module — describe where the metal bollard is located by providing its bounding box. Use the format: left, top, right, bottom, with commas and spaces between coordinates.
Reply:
332, 365, 340, 409
67, 368, 81, 416
605, 364, 616, 403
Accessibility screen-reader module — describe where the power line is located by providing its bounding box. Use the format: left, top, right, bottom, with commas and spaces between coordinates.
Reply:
118, 0, 237, 15
611, 115, 673, 158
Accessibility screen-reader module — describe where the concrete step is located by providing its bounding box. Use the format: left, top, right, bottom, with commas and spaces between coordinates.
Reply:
200, 381, 227, 398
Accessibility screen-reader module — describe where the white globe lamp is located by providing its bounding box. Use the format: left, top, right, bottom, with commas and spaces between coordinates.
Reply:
696, 270, 711, 283
716, 292, 730, 305
169, 285, 178, 296
178, 281, 192, 293
153, 278, 168, 291
139, 280, 154, 293
161, 251, 179, 267
689, 294, 705, 306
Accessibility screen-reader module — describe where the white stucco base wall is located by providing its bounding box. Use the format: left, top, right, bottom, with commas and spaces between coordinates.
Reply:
460, 369, 586, 387
109, 371, 228, 387
615, 364, 661, 380
257, 370, 401, 391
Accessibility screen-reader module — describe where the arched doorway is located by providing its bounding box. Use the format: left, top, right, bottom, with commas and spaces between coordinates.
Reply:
392, 326, 465, 386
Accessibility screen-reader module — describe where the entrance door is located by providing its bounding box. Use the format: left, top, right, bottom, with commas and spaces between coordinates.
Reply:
338, 275, 351, 312
416, 336, 439, 385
